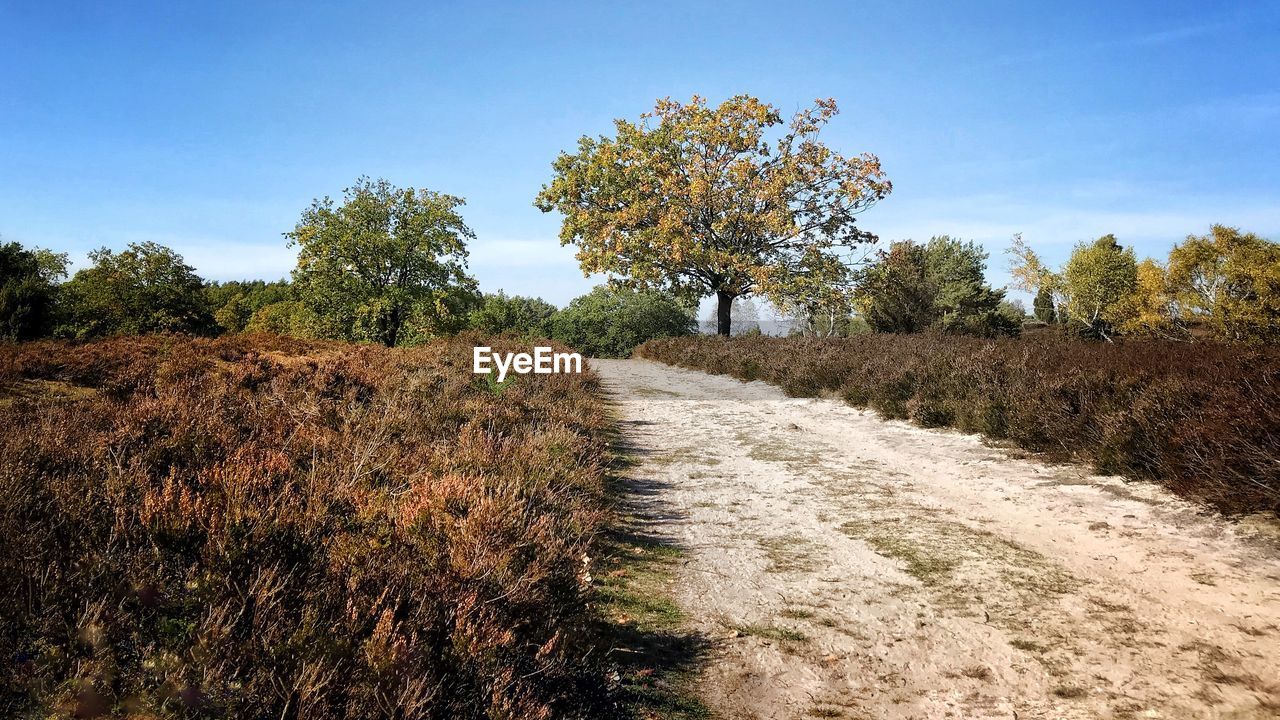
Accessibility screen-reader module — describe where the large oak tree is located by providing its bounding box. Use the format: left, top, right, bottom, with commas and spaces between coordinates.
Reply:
535, 95, 891, 335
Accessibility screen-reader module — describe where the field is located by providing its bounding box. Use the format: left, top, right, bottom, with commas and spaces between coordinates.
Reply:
0, 334, 615, 718
636, 334, 1280, 515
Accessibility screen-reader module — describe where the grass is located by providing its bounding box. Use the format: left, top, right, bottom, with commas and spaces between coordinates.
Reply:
779, 608, 815, 620
1052, 685, 1089, 699
837, 519, 957, 585
756, 534, 820, 573
594, 448, 713, 720
725, 621, 809, 643
1009, 638, 1049, 654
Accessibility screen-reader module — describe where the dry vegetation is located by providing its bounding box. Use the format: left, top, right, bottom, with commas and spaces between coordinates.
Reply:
0, 333, 617, 718
636, 334, 1280, 515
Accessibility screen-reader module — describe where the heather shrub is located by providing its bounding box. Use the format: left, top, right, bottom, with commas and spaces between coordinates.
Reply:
636, 334, 1280, 514
0, 334, 612, 718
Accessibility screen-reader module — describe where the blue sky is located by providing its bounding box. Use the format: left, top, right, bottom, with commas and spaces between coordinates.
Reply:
2, 1, 1277, 308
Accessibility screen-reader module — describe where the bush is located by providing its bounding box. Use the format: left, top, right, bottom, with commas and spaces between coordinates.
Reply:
0, 334, 612, 718
549, 286, 694, 357
467, 292, 557, 336
636, 334, 1280, 515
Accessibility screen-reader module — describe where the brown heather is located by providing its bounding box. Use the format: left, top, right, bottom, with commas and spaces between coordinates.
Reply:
636, 334, 1280, 515
0, 333, 613, 718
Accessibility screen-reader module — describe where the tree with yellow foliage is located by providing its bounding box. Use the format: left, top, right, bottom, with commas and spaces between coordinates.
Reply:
1116, 258, 1186, 340
535, 95, 891, 335
1167, 225, 1280, 344
1008, 234, 1138, 341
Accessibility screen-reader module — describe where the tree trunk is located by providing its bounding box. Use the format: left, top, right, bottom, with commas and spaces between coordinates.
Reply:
716, 290, 734, 336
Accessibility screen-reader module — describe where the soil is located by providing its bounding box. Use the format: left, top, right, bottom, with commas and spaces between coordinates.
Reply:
593, 358, 1280, 720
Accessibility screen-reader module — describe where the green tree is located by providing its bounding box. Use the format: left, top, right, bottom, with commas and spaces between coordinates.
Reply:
1060, 235, 1138, 341
59, 242, 211, 337
853, 241, 935, 333
467, 292, 557, 336
288, 177, 478, 347
1032, 286, 1057, 324
0, 241, 68, 341
854, 236, 1014, 336
925, 236, 1007, 323
244, 300, 317, 337
535, 95, 891, 336
1167, 225, 1280, 344
206, 279, 295, 333
548, 286, 694, 357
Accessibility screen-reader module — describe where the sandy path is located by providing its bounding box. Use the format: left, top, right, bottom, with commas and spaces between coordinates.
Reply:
592, 359, 1280, 720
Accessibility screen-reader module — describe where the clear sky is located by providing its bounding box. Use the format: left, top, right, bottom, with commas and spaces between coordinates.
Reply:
3, 1, 1278, 307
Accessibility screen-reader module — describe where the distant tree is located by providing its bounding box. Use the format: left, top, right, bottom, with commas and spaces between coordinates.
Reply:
59, 242, 212, 337
536, 95, 891, 336
1007, 233, 1064, 322
925, 236, 1007, 324
1167, 225, 1280, 344
206, 279, 294, 334
1032, 286, 1057, 324
0, 240, 68, 341
288, 177, 478, 347
771, 248, 862, 337
999, 299, 1027, 321
244, 300, 317, 338
854, 242, 935, 333
549, 286, 695, 357
854, 236, 1015, 336
467, 292, 557, 336
1116, 258, 1187, 340
1060, 235, 1138, 341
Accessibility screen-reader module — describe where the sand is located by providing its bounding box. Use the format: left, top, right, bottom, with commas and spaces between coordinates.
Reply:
593, 358, 1280, 720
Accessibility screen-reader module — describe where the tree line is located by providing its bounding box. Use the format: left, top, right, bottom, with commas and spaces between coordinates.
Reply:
536, 94, 1277, 343
0, 177, 695, 356
5, 94, 1277, 347
1008, 227, 1280, 343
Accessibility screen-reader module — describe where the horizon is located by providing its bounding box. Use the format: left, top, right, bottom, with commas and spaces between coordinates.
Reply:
3, 1, 1278, 307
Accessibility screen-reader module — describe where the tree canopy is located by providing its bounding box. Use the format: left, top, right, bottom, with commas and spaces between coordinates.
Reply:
1059, 235, 1138, 341
467, 292, 557, 337
206, 279, 295, 334
288, 177, 478, 347
1167, 225, 1280, 344
535, 95, 891, 335
854, 236, 1016, 337
0, 240, 68, 341
59, 242, 212, 337
547, 286, 694, 357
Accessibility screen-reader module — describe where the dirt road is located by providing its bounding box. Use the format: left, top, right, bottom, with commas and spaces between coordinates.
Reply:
593, 359, 1280, 720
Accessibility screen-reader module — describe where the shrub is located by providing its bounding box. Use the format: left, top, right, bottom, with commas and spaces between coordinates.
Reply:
467, 292, 557, 336
0, 334, 612, 718
636, 334, 1280, 515
549, 286, 695, 357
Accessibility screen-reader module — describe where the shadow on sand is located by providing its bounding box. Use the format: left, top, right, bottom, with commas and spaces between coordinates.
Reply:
592, 427, 718, 719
